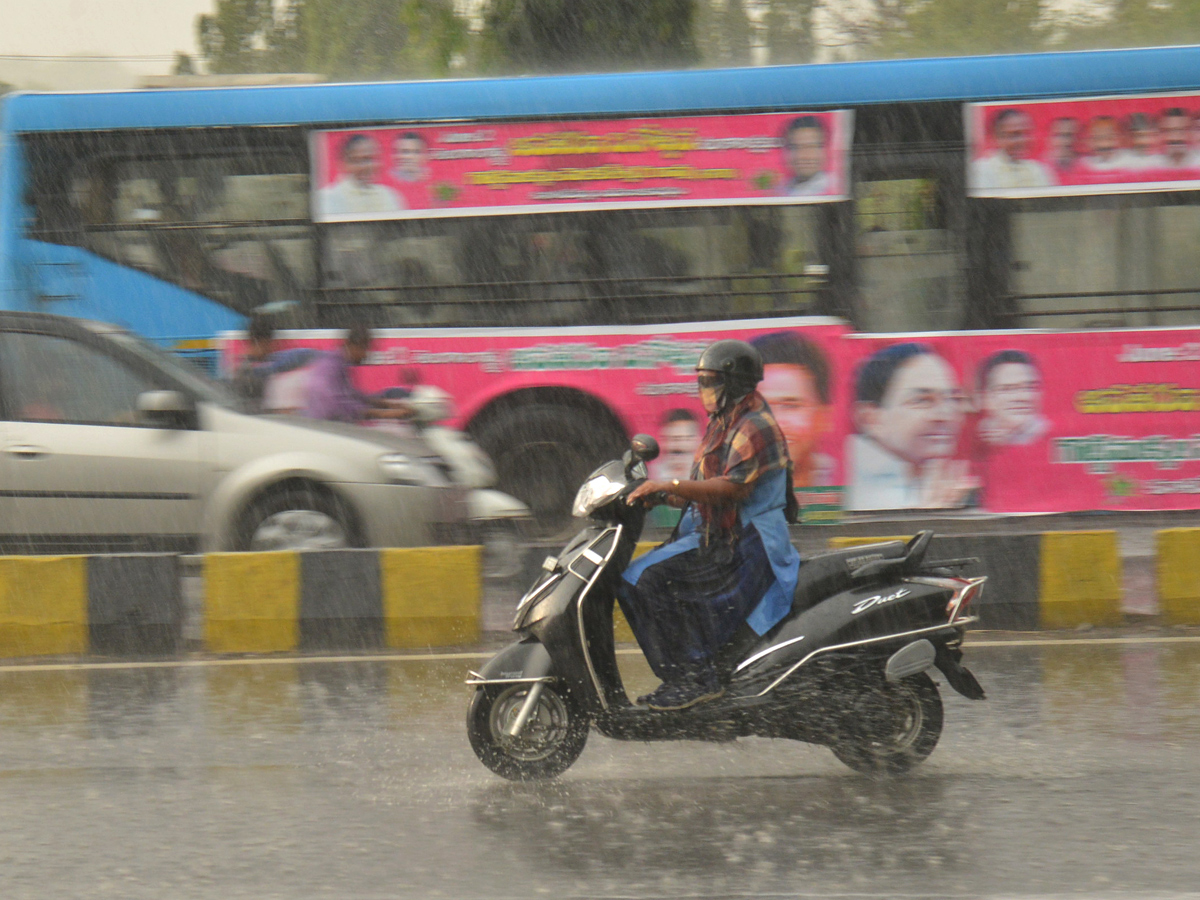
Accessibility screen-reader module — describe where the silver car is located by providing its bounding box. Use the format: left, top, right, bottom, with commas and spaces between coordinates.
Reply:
0, 313, 468, 553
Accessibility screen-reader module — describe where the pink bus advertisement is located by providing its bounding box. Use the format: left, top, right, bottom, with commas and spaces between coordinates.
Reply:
966, 90, 1200, 198
311, 110, 853, 222
220, 320, 1200, 519
221, 318, 850, 523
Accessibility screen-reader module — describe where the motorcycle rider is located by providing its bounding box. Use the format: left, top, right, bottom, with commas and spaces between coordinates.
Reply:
622, 340, 802, 711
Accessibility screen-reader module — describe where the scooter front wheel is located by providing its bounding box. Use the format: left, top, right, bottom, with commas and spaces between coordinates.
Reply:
467, 683, 589, 780
831, 672, 943, 776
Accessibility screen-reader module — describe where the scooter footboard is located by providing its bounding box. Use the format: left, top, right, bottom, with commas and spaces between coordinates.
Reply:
467, 639, 554, 686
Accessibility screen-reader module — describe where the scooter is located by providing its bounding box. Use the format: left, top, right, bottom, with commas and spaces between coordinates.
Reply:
466, 434, 987, 780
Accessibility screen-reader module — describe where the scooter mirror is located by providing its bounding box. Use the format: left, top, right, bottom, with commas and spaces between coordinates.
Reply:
629, 434, 660, 463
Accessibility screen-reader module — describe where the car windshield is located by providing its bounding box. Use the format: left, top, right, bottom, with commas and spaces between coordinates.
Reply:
104, 330, 242, 409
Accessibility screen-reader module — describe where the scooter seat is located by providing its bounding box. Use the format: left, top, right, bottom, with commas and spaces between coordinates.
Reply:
791, 542, 908, 614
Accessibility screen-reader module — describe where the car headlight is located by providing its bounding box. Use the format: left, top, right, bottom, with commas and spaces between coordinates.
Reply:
378, 452, 436, 486
571, 472, 625, 517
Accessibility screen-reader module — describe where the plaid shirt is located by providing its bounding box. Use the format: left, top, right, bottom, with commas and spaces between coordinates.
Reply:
692, 391, 792, 542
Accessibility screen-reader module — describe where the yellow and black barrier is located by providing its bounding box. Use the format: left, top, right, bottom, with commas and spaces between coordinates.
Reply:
204, 546, 481, 653
0, 556, 88, 658
829, 531, 1123, 629
0, 553, 182, 658
2, 527, 1198, 660
1155, 528, 1200, 626
0, 547, 480, 659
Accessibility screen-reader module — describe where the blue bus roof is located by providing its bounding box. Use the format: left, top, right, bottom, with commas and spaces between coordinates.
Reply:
5, 45, 1200, 133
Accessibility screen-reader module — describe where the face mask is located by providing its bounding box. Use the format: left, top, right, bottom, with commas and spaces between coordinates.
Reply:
697, 371, 725, 414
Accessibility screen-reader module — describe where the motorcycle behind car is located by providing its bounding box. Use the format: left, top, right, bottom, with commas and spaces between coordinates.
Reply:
467, 434, 986, 780
398, 385, 531, 580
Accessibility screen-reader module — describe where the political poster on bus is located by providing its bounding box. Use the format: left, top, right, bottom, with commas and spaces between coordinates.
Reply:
966, 92, 1200, 198
310, 111, 854, 222
839, 329, 1200, 514
223, 320, 1200, 518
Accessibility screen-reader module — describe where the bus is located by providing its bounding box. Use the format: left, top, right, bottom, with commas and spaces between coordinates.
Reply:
6, 45, 1200, 524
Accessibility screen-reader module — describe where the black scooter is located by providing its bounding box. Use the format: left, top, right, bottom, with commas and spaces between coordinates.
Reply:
467, 435, 986, 780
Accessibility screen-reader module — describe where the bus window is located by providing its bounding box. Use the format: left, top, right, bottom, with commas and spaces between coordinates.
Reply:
1010, 195, 1200, 328
27, 134, 315, 321
855, 177, 963, 332
318, 204, 824, 328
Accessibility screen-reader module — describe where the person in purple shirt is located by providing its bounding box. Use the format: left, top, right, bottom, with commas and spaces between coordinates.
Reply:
303, 323, 413, 424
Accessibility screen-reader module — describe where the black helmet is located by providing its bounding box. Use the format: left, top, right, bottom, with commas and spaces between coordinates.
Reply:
696, 339, 764, 409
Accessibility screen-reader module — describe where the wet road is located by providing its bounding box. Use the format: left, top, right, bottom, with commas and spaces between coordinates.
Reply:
2, 637, 1200, 899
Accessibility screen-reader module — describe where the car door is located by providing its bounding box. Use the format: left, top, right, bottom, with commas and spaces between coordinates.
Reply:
0, 328, 207, 551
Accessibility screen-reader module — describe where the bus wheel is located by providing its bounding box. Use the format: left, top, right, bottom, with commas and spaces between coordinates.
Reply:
472, 404, 624, 535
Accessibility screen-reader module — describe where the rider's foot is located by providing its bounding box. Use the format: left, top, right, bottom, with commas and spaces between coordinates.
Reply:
644, 679, 724, 711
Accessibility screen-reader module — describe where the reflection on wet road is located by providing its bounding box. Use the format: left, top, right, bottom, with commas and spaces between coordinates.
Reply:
2, 639, 1200, 899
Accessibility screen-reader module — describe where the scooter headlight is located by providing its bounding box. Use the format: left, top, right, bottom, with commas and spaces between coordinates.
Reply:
572, 472, 625, 517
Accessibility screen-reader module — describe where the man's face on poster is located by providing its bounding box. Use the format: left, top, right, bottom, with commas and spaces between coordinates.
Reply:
858, 354, 964, 466
658, 417, 700, 478
344, 139, 380, 185
760, 363, 827, 465
982, 362, 1042, 438
1089, 119, 1119, 159
394, 136, 428, 181
1162, 113, 1190, 164
1048, 118, 1078, 162
994, 111, 1033, 161
1132, 122, 1158, 155
785, 127, 826, 180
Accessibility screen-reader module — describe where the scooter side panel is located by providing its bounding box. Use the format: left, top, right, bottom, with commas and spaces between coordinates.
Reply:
475, 638, 554, 682
524, 523, 635, 713
733, 579, 954, 680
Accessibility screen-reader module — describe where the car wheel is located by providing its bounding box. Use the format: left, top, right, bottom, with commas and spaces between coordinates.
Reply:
235, 485, 359, 552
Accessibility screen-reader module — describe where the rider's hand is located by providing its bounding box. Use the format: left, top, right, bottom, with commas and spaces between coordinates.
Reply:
381, 399, 415, 418
627, 479, 669, 506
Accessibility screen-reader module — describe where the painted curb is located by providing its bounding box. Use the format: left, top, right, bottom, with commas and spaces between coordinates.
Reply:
1155, 528, 1200, 626
0, 547, 482, 658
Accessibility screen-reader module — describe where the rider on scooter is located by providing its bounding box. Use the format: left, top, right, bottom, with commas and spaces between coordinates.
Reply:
622, 340, 802, 711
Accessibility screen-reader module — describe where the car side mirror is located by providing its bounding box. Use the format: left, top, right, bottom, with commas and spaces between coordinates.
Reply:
137, 390, 195, 428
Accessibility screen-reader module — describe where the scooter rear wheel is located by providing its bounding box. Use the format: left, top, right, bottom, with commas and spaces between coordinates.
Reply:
468, 683, 589, 780
831, 672, 943, 776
